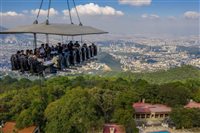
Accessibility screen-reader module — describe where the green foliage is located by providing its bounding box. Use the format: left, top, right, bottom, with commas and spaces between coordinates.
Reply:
16, 109, 34, 129
104, 65, 200, 84
158, 82, 191, 107
45, 88, 102, 133
0, 66, 200, 131
170, 108, 200, 129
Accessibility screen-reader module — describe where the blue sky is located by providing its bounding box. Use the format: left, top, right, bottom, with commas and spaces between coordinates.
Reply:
1, 0, 200, 37
2, 0, 199, 14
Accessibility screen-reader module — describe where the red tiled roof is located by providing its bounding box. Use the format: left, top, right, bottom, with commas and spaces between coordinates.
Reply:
2, 122, 16, 133
133, 102, 171, 113
103, 124, 125, 133
2, 122, 37, 133
184, 101, 200, 109
18, 126, 36, 133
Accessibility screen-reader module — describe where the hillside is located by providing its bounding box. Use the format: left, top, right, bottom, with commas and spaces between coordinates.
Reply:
98, 52, 122, 71
102, 65, 200, 84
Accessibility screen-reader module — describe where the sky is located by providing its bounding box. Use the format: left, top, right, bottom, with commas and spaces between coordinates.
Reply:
0, 0, 200, 37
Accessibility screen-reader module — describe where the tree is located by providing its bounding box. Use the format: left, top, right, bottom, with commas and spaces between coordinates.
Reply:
159, 82, 191, 107
16, 109, 34, 129
45, 88, 102, 133
89, 88, 116, 123
170, 108, 193, 129
193, 89, 200, 103
113, 89, 139, 133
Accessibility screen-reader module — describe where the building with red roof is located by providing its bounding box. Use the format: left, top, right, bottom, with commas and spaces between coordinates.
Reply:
184, 100, 200, 109
133, 100, 171, 120
103, 124, 125, 133
2, 121, 40, 133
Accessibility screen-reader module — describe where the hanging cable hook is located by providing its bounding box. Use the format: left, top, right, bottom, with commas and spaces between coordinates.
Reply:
72, 0, 82, 26
33, 0, 44, 24
67, 0, 73, 24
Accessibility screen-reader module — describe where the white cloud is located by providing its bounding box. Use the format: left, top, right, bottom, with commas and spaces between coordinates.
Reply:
141, 14, 159, 19
168, 16, 176, 20
63, 3, 124, 16
184, 11, 200, 19
0, 11, 24, 17
119, 0, 152, 6
22, 10, 29, 14
141, 14, 148, 18
31, 8, 58, 16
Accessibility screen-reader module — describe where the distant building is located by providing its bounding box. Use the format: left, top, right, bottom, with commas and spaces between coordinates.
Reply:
184, 100, 200, 109
133, 100, 171, 120
103, 124, 125, 133
2, 122, 40, 133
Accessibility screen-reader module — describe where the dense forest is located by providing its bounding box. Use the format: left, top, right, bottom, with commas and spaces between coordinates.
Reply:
0, 66, 200, 132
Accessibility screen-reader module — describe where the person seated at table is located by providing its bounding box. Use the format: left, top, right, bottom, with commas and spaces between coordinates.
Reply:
52, 55, 59, 68
29, 50, 33, 55
24, 49, 30, 71
19, 50, 27, 73
81, 46, 86, 62
89, 45, 94, 57
92, 43, 98, 56
57, 43, 63, 54
26, 49, 30, 56
16, 51, 21, 70
45, 43, 51, 58
10, 51, 20, 70
35, 56, 45, 75
68, 41, 74, 51
39, 44, 45, 58
28, 52, 36, 73
83, 43, 90, 60
51, 45, 55, 51
74, 41, 80, 48
69, 49, 77, 66
76, 48, 82, 64
63, 45, 70, 68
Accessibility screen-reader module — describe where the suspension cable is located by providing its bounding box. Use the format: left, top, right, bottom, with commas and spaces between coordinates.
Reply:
46, 0, 52, 24
67, 0, 73, 24
72, 0, 82, 26
34, 0, 44, 24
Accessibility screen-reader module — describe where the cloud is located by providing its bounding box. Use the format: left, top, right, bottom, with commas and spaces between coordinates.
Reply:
63, 3, 124, 16
167, 16, 176, 21
119, 0, 152, 6
22, 10, 29, 14
141, 14, 159, 19
184, 11, 200, 19
0, 11, 24, 17
31, 8, 58, 16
